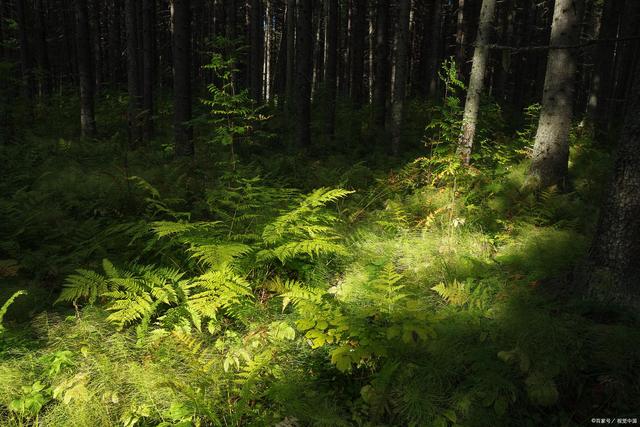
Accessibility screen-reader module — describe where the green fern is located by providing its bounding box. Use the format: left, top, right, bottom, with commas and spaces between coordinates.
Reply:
0, 290, 27, 334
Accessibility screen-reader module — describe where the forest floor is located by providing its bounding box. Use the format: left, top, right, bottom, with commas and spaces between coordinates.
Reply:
1, 95, 639, 426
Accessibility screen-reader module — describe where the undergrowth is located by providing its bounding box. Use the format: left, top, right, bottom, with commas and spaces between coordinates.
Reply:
0, 66, 637, 426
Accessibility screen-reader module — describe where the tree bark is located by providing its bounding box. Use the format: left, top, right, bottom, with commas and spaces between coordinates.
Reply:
589, 0, 622, 141
142, 0, 156, 141
325, 0, 339, 137
16, 0, 36, 101
171, 0, 193, 156
285, 0, 296, 110
249, 0, 264, 102
294, 0, 313, 146
457, 0, 497, 165
389, 0, 410, 155
126, 0, 142, 146
528, 0, 585, 189
373, 0, 389, 127
582, 55, 640, 308
427, 0, 442, 99
349, 0, 366, 107
34, 0, 51, 96
76, 0, 97, 137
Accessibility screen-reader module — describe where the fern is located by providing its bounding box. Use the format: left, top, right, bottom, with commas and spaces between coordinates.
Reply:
0, 290, 27, 334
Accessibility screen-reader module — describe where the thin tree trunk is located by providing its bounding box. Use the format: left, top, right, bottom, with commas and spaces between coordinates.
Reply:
373, 0, 389, 128
126, 0, 142, 146
249, 0, 263, 102
582, 55, 640, 308
34, 0, 51, 96
285, 0, 296, 110
457, 0, 497, 165
294, 0, 312, 146
528, 0, 585, 189
389, 0, 410, 155
589, 0, 622, 141
109, 0, 123, 84
349, 0, 365, 107
76, 0, 97, 137
325, 0, 338, 137
172, 0, 193, 156
142, 0, 155, 141
16, 0, 35, 101
427, 0, 442, 99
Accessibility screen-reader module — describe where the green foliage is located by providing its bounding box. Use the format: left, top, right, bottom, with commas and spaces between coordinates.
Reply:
0, 290, 26, 334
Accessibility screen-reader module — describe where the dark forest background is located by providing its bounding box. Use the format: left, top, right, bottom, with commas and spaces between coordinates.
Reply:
0, 0, 639, 426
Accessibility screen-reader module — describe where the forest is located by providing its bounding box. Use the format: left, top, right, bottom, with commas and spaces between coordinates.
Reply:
0, 0, 639, 425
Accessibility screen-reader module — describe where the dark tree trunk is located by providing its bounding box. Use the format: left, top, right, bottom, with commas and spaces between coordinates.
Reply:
75, 0, 97, 137
325, 0, 339, 137
285, 0, 296, 110
249, 0, 264, 102
126, 0, 142, 146
373, 0, 389, 128
427, 0, 442, 99
34, 0, 52, 96
589, 0, 622, 142
611, 1, 640, 123
457, 0, 497, 165
349, 0, 366, 107
16, 0, 35, 101
142, 0, 156, 141
109, 0, 123, 84
389, 0, 410, 155
583, 57, 640, 308
172, 0, 193, 156
294, 0, 312, 146
528, 0, 585, 189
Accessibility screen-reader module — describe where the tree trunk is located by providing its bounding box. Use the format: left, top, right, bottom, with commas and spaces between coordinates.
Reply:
172, 0, 193, 156
109, 0, 123, 84
142, 0, 155, 141
528, 0, 585, 189
457, 0, 497, 165
589, 0, 622, 142
76, 0, 97, 137
285, 0, 296, 110
16, 0, 35, 101
249, 0, 264, 102
34, 0, 51, 96
389, 0, 410, 155
126, 0, 142, 146
582, 56, 640, 308
294, 0, 312, 146
427, 0, 442, 99
349, 0, 366, 107
325, 0, 339, 137
373, 0, 389, 127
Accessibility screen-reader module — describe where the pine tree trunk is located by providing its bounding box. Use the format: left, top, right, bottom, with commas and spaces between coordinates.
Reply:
294, 0, 312, 146
109, 0, 123, 84
349, 0, 365, 107
389, 0, 410, 155
325, 0, 339, 137
76, 0, 97, 137
142, 0, 155, 141
528, 0, 584, 189
285, 0, 296, 110
34, 0, 51, 96
583, 56, 640, 308
589, 0, 622, 141
172, 0, 193, 156
16, 0, 35, 101
457, 0, 496, 165
126, 0, 142, 146
373, 0, 389, 127
249, 0, 263, 102
427, 0, 442, 99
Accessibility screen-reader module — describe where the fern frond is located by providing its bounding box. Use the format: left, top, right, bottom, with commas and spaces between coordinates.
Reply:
56, 268, 108, 304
